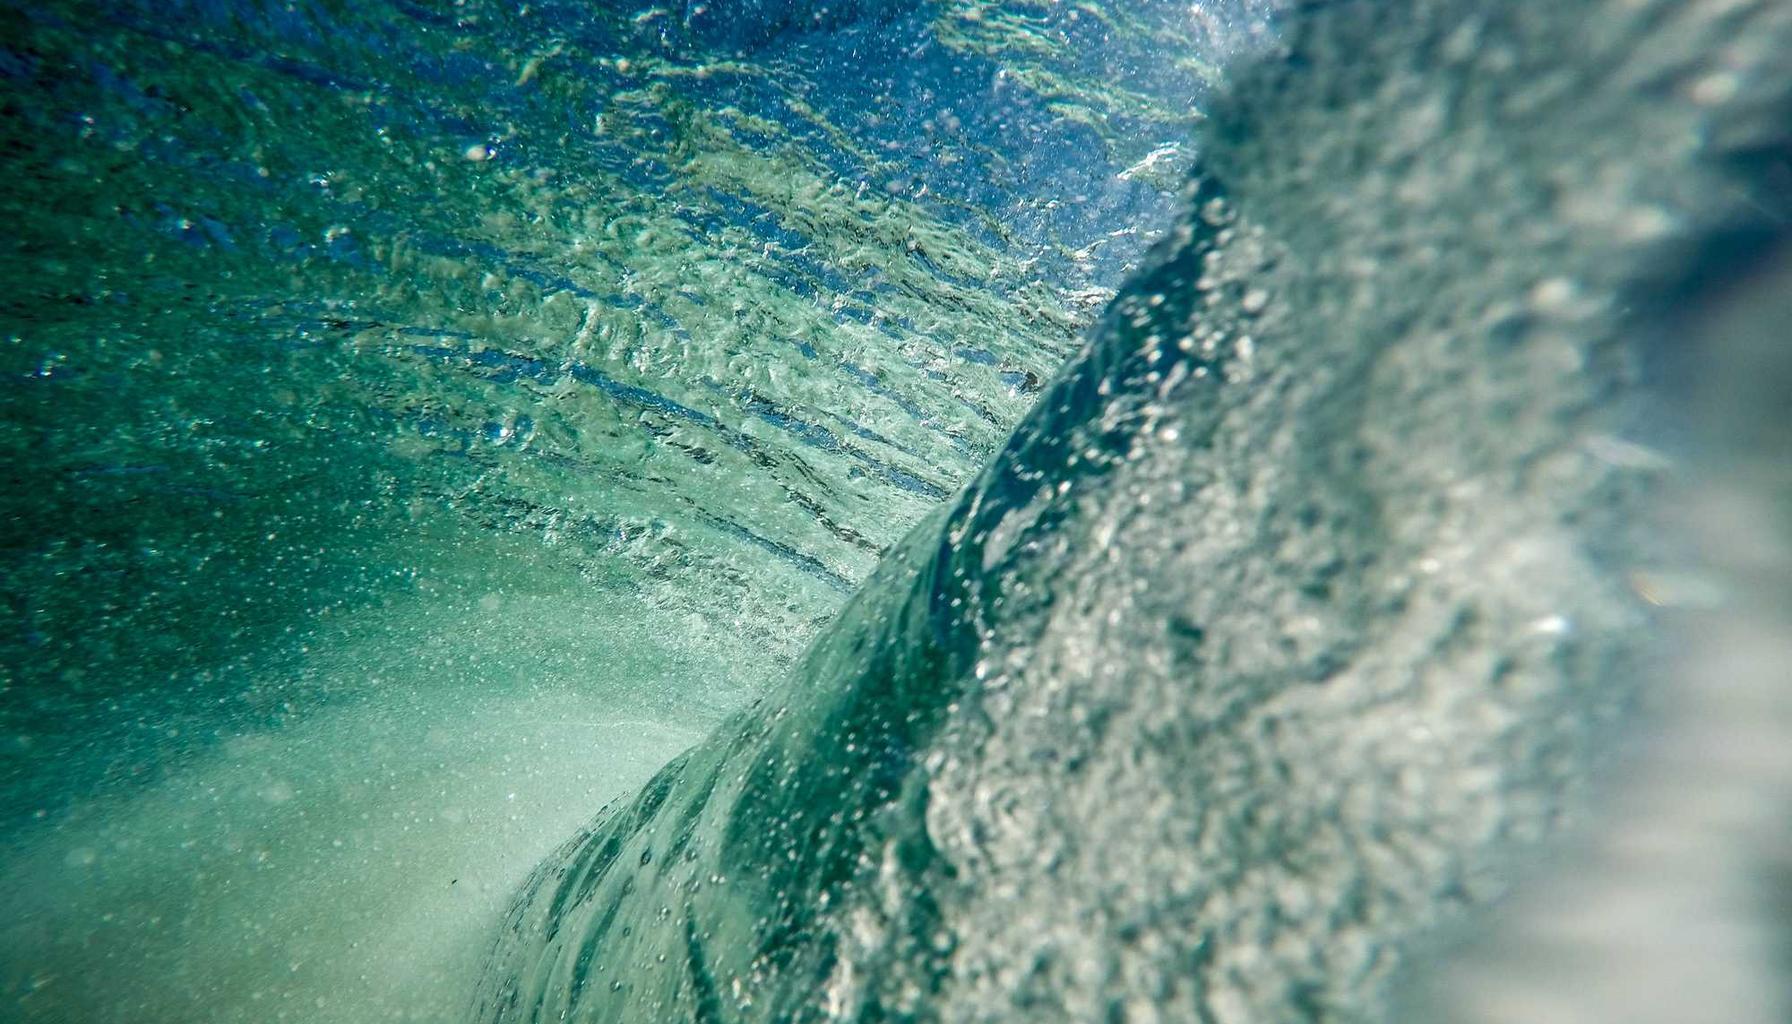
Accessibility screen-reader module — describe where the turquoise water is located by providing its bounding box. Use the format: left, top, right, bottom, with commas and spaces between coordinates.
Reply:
0, 0, 1266, 817
0, 1, 1266, 1017
4, 0, 1791, 1022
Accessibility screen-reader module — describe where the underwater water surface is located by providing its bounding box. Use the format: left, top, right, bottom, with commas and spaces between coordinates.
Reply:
4, 0, 1791, 1022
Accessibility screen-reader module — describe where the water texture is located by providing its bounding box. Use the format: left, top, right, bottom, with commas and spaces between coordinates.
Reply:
1, 0, 1251, 795
472, 0, 1792, 1021
2, 0, 1269, 1019
2, 0, 1790, 1022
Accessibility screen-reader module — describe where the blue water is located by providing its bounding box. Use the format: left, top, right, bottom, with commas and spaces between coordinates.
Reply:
3, 0, 1791, 1021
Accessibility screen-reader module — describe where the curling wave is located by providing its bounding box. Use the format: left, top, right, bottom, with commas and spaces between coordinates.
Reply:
472, 1, 1792, 1020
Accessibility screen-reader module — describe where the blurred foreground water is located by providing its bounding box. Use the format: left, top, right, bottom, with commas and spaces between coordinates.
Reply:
2, 0, 1789, 1022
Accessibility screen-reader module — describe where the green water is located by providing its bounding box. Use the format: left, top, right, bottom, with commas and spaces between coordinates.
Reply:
473, 0, 1792, 1020
0, 0, 1263, 1018
0, 0, 1241, 815
4, 0, 1791, 1022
